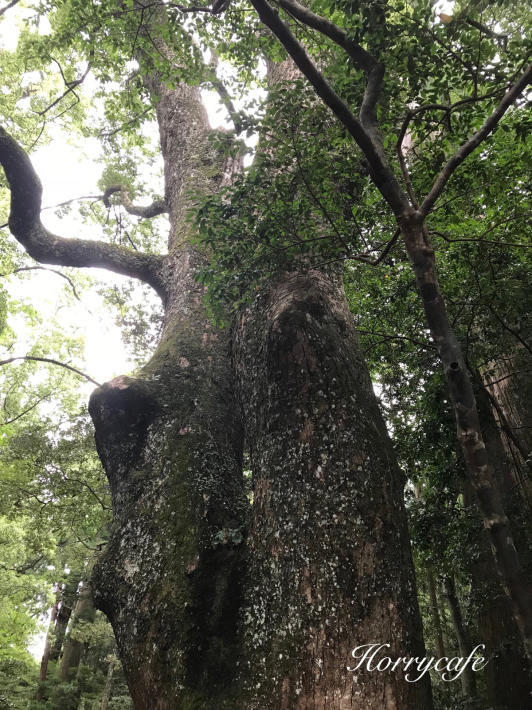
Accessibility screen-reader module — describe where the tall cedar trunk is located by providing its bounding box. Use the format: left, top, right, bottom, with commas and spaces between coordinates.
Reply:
482, 348, 532, 507
246, 0, 532, 649
50, 575, 79, 662
58, 581, 95, 681
466, 374, 532, 708
233, 269, 433, 709
400, 214, 532, 655
100, 660, 115, 710
35, 590, 60, 699
426, 566, 446, 660
442, 576, 477, 698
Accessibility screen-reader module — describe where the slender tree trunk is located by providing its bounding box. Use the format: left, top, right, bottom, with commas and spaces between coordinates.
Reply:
426, 567, 446, 660
100, 660, 115, 710
233, 268, 433, 709
35, 589, 60, 699
400, 213, 532, 656
59, 580, 95, 681
442, 576, 477, 698
50, 575, 78, 662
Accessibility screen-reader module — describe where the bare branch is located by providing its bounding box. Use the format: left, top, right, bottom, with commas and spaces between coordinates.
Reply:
347, 228, 400, 265
37, 61, 91, 117
3, 266, 82, 300
420, 66, 532, 216
1, 392, 52, 426
0, 355, 102, 386
276, 0, 375, 71
61, 475, 111, 511
205, 52, 244, 133
0, 126, 166, 298
357, 327, 435, 352
169, 0, 230, 14
102, 185, 168, 218
0, 555, 45, 575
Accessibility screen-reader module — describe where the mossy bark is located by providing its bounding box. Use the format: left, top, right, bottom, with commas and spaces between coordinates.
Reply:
87, 18, 431, 709
234, 269, 432, 709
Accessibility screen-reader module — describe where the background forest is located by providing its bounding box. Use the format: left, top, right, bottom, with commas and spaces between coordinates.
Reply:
0, 0, 531, 708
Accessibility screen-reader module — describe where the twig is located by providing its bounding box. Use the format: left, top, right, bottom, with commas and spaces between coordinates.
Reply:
3, 266, 81, 300
420, 65, 532, 216
0, 355, 101, 386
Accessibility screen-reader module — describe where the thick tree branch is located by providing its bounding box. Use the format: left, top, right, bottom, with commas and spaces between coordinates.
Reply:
276, 0, 386, 151
0, 127, 166, 298
420, 66, 532, 216
0, 356, 101, 386
276, 0, 374, 71
0, 0, 20, 17
247, 0, 409, 215
102, 184, 168, 218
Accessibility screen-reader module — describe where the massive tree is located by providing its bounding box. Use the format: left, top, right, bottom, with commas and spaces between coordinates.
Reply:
0, 1, 432, 708
1, 0, 530, 707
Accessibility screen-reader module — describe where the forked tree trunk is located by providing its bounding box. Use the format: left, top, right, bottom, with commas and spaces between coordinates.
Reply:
85, 50, 433, 710
233, 269, 432, 709
58, 581, 95, 681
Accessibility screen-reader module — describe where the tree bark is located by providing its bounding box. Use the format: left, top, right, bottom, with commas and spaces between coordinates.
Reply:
233, 268, 433, 709
100, 660, 115, 710
426, 566, 446, 660
442, 575, 477, 699
465, 378, 532, 708
35, 589, 60, 699
88, 58, 248, 705
58, 580, 96, 682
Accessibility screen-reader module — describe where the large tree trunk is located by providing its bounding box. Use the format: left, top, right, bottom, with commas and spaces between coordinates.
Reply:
90, 262, 247, 708
88, 63, 248, 706
466, 374, 532, 708
233, 269, 432, 709
482, 347, 532, 507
